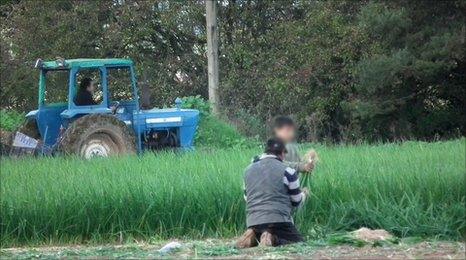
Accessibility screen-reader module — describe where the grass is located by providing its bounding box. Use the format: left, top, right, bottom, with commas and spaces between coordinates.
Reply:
0, 139, 465, 247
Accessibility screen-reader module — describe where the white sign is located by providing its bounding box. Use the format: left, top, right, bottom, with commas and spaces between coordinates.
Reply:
12, 132, 39, 149
146, 117, 182, 124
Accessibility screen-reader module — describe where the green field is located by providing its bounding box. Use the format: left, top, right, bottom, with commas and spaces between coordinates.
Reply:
0, 139, 464, 247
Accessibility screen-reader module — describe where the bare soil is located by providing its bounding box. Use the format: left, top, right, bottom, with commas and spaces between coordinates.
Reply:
1, 239, 464, 259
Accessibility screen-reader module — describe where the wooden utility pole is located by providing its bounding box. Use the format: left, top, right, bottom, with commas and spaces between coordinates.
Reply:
206, 0, 220, 115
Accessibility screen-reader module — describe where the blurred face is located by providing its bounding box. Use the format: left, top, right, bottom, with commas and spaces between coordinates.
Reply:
87, 81, 96, 93
274, 125, 296, 143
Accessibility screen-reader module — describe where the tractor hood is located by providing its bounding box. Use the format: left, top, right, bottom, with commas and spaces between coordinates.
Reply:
134, 108, 199, 128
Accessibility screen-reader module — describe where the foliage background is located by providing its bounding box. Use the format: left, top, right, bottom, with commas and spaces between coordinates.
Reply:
1, 0, 465, 142
0, 110, 23, 131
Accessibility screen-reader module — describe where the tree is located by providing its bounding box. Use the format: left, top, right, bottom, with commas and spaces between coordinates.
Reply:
1, 0, 464, 142
206, 0, 220, 115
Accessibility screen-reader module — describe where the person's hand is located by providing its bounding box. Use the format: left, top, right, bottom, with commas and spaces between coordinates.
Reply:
302, 161, 314, 173
302, 187, 310, 197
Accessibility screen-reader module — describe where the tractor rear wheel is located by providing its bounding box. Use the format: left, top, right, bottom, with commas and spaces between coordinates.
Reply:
59, 114, 136, 158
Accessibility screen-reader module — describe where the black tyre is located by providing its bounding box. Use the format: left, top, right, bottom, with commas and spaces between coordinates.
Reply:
59, 114, 136, 158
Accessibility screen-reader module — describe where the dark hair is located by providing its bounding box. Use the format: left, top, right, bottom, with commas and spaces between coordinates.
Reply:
264, 137, 287, 156
79, 77, 92, 91
273, 116, 295, 129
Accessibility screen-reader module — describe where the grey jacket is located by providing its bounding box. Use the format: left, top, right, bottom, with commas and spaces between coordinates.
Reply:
244, 154, 305, 227
284, 142, 306, 172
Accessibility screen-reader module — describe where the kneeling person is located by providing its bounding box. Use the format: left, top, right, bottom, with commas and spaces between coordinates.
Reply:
237, 137, 309, 248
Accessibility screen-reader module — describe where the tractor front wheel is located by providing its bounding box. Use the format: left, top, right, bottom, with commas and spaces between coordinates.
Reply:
59, 114, 136, 159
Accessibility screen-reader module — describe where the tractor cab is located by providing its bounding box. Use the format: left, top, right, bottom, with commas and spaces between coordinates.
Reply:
28, 58, 139, 148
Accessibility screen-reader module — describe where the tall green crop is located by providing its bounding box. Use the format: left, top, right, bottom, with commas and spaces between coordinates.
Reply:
0, 139, 464, 246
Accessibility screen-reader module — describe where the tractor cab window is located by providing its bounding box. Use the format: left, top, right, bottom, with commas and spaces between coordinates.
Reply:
74, 69, 103, 106
44, 70, 69, 105
107, 67, 133, 102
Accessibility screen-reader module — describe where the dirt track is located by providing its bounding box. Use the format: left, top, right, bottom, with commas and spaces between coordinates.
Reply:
1, 240, 464, 259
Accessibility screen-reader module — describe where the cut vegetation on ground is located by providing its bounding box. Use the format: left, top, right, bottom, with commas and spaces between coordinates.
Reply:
1, 139, 464, 247
1, 238, 464, 259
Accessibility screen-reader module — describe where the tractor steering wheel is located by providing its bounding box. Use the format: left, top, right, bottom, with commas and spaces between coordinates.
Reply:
110, 101, 120, 114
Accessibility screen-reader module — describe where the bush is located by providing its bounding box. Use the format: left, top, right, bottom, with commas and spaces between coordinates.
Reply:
224, 108, 268, 139
181, 96, 254, 148
196, 115, 252, 148
181, 95, 211, 116
0, 110, 24, 131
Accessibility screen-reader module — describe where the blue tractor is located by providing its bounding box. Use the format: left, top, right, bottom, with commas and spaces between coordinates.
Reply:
14, 58, 199, 158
